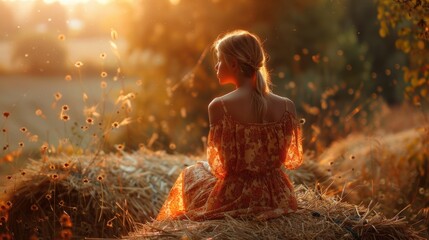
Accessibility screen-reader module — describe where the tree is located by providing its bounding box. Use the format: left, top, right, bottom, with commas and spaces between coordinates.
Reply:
377, 0, 429, 107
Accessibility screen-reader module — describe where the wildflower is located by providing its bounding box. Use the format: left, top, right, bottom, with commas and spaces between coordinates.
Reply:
45, 194, 52, 200
106, 220, 113, 228
97, 175, 104, 182
59, 200, 65, 206
2, 112, 10, 118
349, 155, 356, 160
64, 75, 72, 81
35, 109, 43, 117
18, 142, 24, 148
74, 61, 83, 68
82, 178, 89, 184
100, 53, 106, 59
30, 204, 38, 211
86, 118, 94, 125
100, 71, 108, 78
3, 144, 8, 151
2, 128, 6, 133
299, 118, 306, 125
112, 122, 119, 128
54, 93, 63, 102
115, 144, 124, 151
20, 127, 27, 133
63, 162, 70, 168
6, 175, 12, 180
62, 105, 69, 111
61, 114, 70, 121
60, 212, 72, 228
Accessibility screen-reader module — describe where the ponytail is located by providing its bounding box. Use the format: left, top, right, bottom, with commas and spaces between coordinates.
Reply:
252, 67, 270, 122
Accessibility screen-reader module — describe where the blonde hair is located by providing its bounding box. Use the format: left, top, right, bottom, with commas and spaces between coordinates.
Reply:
213, 30, 272, 122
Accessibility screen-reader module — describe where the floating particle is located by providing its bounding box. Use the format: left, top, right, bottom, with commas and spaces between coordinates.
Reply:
311, 54, 320, 63
346, 64, 352, 71
385, 69, 392, 76
169, 143, 176, 150
293, 54, 301, 62
111, 28, 118, 40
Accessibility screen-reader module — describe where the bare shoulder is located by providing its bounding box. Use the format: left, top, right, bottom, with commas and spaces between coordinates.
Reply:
268, 93, 297, 118
208, 97, 224, 126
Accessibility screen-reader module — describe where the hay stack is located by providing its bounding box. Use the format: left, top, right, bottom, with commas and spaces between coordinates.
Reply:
0, 149, 195, 239
317, 127, 429, 236
126, 185, 424, 240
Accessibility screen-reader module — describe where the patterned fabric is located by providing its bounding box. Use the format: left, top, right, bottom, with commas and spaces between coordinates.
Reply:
156, 99, 303, 221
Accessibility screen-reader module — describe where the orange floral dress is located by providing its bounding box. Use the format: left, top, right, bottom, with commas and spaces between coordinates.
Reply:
156, 99, 303, 221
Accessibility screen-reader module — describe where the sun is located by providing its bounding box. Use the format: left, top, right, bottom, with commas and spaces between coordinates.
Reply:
41, 0, 110, 5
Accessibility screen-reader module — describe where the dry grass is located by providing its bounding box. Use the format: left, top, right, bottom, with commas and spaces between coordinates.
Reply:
317, 126, 429, 236
0, 149, 195, 239
125, 185, 424, 240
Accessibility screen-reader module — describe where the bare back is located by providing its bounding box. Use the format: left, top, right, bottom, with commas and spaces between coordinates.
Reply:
208, 90, 297, 125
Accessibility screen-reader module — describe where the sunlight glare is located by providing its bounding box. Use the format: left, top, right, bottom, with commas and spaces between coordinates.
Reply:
169, 0, 180, 5
41, 0, 111, 5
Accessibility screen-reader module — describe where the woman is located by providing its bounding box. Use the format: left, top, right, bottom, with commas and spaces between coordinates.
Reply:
157, 30, 303, 221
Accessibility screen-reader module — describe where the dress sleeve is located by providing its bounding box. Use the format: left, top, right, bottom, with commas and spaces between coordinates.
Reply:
283, 116, 303, 170
207, 124, 227, 179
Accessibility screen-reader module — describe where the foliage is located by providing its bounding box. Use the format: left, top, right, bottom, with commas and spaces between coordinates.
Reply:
377, 0, 429, 107
121, 0, 380, 154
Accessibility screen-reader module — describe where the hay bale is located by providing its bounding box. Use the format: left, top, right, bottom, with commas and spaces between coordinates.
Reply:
0, 149, 195, 239
317, 127, 429, 236
125, 185, 424, 240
